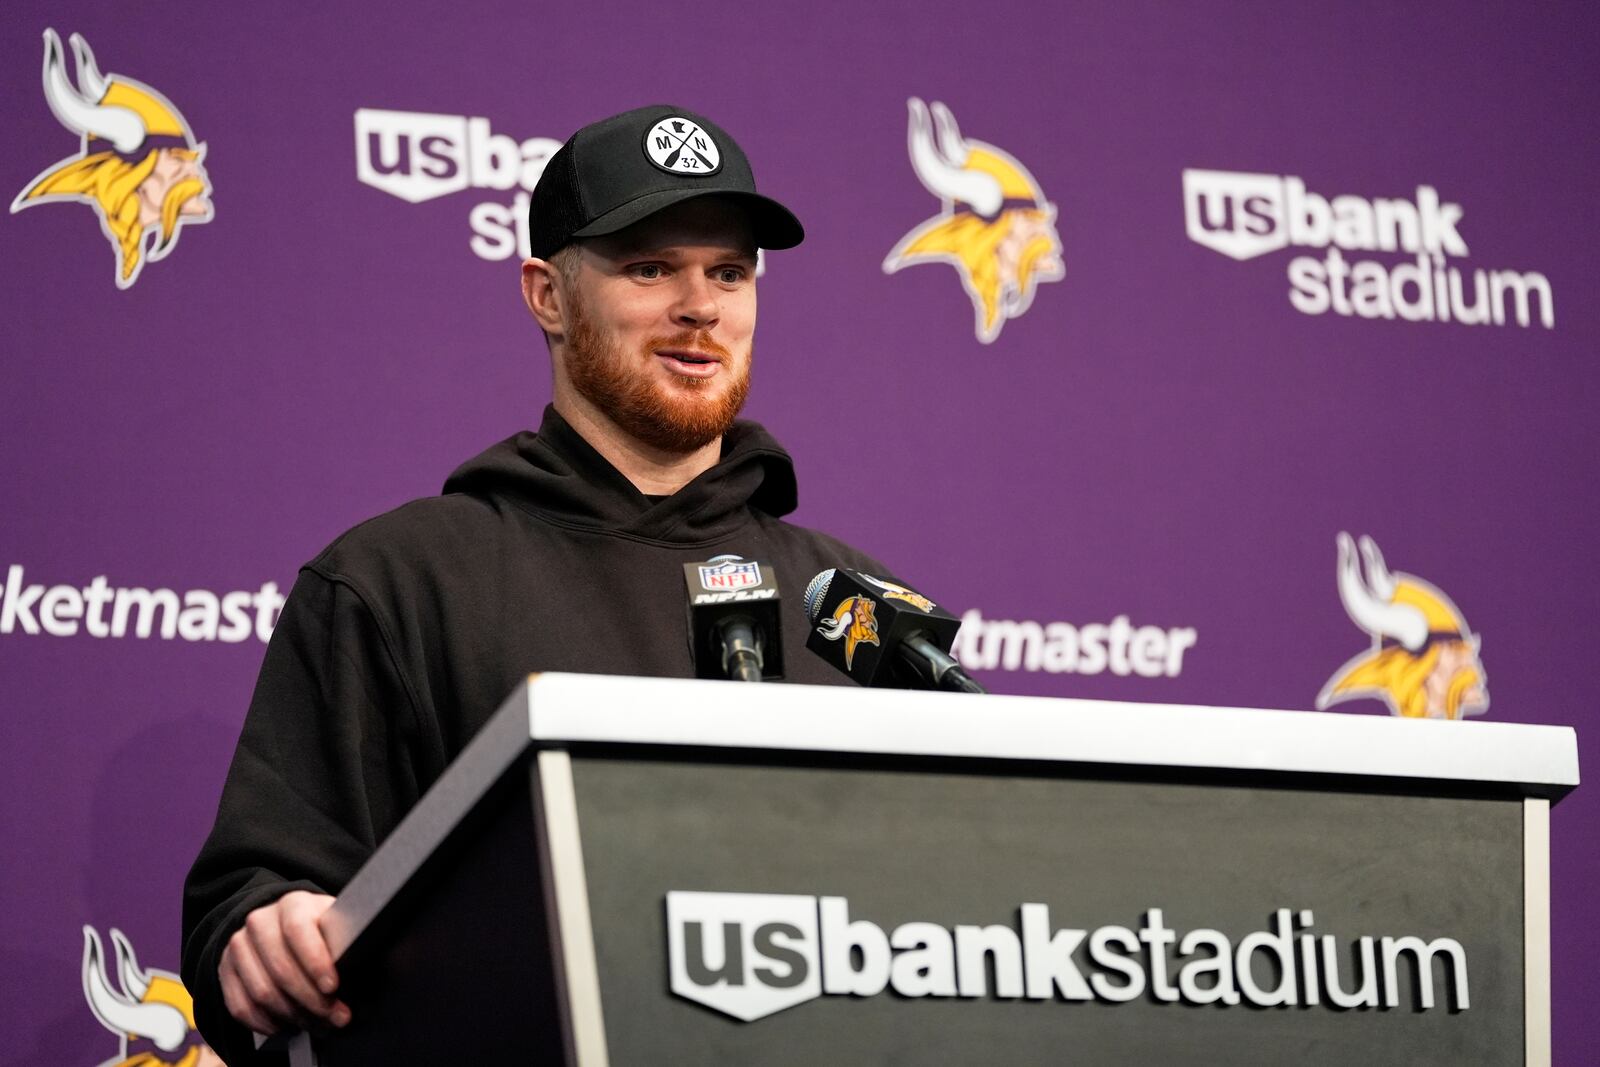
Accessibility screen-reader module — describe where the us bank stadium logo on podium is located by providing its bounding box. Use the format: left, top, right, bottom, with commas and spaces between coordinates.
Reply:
1182, 168, 1555, 329
11, 29, 214, 289
354, 107, 563, 262
883, 99, 1064, 345
667, 892, 822, 1021
666, 892, 1471, 1021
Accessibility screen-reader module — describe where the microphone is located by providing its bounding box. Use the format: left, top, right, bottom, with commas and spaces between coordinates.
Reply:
684, 555, 784, 682
803, 568, 986, 693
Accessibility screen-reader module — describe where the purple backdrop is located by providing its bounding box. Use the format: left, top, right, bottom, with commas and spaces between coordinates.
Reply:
2, 1, 1594, 1061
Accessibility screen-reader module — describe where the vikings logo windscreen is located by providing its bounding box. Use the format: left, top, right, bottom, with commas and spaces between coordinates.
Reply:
858, 573, 937, 613
883, 98, 1064, 344
12, 29, 214, 289
816, 595, 881, 669
81, 926, 221, 1067
1317, 533, 1489, 720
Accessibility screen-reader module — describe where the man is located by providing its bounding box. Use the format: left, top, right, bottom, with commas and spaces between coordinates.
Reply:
181, 105, 884, 1062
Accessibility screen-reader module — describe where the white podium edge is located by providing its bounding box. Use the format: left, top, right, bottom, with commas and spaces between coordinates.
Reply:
537, 749, 610, 1067
1525, 798, 1551, 1066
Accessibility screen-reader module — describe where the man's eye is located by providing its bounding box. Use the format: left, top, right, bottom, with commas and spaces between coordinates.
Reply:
633, 264, 664, 279
716, 267, 746, 284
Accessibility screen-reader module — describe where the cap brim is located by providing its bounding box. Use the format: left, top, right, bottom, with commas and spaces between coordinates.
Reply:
570, 188, 804, 251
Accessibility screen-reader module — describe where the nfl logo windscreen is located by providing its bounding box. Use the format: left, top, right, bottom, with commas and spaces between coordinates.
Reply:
699, 559, 763, 590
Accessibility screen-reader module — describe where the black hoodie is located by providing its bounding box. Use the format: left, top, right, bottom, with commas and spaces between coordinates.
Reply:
181, 407, 884, 1062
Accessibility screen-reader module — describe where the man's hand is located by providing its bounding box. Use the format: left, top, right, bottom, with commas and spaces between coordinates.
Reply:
219, 890, 350, 1035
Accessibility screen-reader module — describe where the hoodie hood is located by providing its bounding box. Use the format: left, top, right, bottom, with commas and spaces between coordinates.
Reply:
442, 405, 799, 545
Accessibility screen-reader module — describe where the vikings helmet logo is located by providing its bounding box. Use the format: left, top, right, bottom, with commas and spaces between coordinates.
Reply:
858, 573, 936, 613
816, 596, 881, 669
1317, 533, 1489, 720
883, 98, 1064, 344
12, 30, 214, 289
81, 926, 221, 1067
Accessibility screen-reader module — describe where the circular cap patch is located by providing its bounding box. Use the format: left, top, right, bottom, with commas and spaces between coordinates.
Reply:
643, 117, 722, 176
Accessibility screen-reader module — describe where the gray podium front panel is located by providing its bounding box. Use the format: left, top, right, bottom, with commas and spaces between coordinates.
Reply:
573, 755, 1520, 1066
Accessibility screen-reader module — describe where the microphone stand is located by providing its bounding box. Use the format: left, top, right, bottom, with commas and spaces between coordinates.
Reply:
718, 617, 766, 682
899, 633, 987, 694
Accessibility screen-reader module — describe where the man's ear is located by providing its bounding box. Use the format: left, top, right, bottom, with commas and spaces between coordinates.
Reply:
522, 258, 566, 336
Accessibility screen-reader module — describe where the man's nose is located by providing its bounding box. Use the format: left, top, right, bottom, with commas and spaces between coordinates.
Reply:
670, 274, 720, 330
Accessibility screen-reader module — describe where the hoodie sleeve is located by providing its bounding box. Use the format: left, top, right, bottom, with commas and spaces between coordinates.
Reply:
181, 567, 434, 1065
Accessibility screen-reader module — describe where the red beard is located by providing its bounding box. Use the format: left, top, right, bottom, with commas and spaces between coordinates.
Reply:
564, 293, 751, 453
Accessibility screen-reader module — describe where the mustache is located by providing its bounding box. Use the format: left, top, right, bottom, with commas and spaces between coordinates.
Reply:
644, 330, 732, 361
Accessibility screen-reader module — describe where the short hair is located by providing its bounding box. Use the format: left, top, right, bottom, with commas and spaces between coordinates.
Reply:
548, 244, 581, 288
538, 245, 583, 349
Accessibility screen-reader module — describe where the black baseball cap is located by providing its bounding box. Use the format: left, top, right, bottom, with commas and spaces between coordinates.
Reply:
527, 104, 804, 260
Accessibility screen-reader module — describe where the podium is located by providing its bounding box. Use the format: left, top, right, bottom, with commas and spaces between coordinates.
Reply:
285, 673, 1577, 1065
